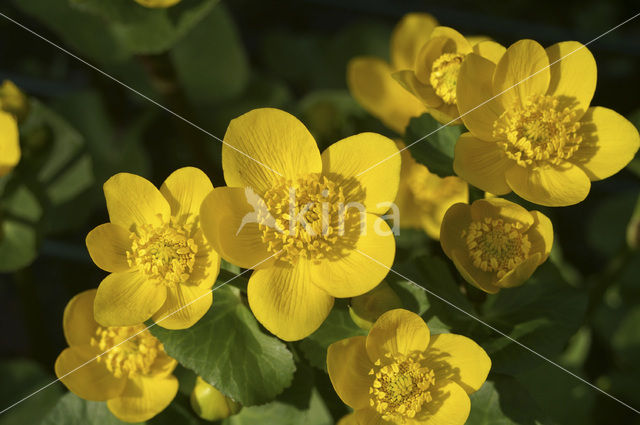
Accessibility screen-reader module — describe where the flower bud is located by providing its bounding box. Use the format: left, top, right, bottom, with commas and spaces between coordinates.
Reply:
349, 281, 402, 330
190, 377, 241, 421
0, 80, 29, 122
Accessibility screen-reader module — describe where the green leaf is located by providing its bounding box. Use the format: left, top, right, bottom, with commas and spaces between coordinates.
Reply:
0, 183, 42, 272
405, 113, 463, 178
150, 285, 295, 406
171, 3, 249, 106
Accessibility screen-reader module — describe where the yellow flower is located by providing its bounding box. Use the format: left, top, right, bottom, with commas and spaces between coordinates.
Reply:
349, 281, 402, 330
327, 309, 490, 425
454, 39, 640, 206
200, 108, 399, 341
133, 0, 181, 8
0, 110, 19, 177
440, 198, 553, 293
190, 376, 241, 421
347, 13, 438, 134
87, 167, 220, 330
55, 289, 178, 423
392, 26, 506, 124
0, 80, 29, 121
395, 143, 468, 239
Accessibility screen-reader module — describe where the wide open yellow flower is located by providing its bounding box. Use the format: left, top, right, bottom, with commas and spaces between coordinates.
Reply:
327, 309, 490, 425
55, 289, 178, 423
200, 108, 399, 341
393, 26, 506, 124
88, 167, 220, 330
396, 143, 468, 239
440, 198, 553, 293
455, 39, 640, 207
133, 0, 181, 8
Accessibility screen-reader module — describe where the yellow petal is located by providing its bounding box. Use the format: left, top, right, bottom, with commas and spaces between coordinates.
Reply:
390, 13, 439, 70
451, 250, 501, 294
365, 309, 430, 361
308, 214, 396, 298
496, 253, 542, 288
107, 376, 178, 423
355, 408, 394, 425
321, 133, 400, 214
505, 163, 591, 207
414, 28, 471, 86
429, 27, 473, 54
55, 347, 126, 401
247, 264, 334, 341
392, 70, 443, 108
94, 271, 167, 327
426, 333, 491, 394
492, 39, 550, 110
439, 203, 472, 259
152, 284, 212, 330
200, 186, 274, 270
472, 40, 506, 64
427, 104, 462, 126
573, 107, 640, 180
160, 167, 214, 225
63, 289, 100, 347
457, 53, 504, 141
327, 336, 373, 410
347, 57, 425, 134
337, 413, 359, 425
85, 223, 132, 273
222, 108, 322, 194
395, 147, 427, 229
0, 111, 20, 177
415, 381, 470, 425
470, 197, 534, 229
103, 173, 170, 232
527, 210, 554, 262
190, 231, 221, 288
545, 41, 596, 115
453, 133, 513, 195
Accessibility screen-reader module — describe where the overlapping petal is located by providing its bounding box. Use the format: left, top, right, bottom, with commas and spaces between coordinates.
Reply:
327, 336, 373, 410
365, 309, 430, 361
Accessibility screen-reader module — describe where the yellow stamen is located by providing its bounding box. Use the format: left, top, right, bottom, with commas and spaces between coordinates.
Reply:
429, 53, 465, 105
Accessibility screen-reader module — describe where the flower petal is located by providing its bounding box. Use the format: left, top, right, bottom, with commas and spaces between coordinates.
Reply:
247, 263, 334, 341
347, 57, 425, 134
451, 250, 501, 294
222, 108, 322, 194
439, 203, 472, 259
390, 13, 438, 70
496, 253, 542, 288
415, 381, 470, 425
152, 284, 212, 330
573, 107, 640, 180
545, 41, 596, 115
366, 309, 430, 361
190, 231, 221, 288
160, 167, 214, 225
505, 162, 591, 207
0, 111, 20, 176
426, 333, 491, 394
322, 133, 400, 214
55, 346, 126, 401
94, 271, 167, 327
327, 336, 373, 410
308, 214, 396, 298
392, 70, 443, 108
429, 27, 473, 54
527, 210, 554, 262
469, 197, 534, 229
63, 289, 100, 347
472, 40, 506, 64
86, 223, 132, 273
200, 186, 274, 270
107, 375, 178, 423
492, 39, 550, 110
453, 133, 513, 195
414, 27, 472, 86
457, 53, 505, 141
103, 173, 170, 232
355, 408, 394, 425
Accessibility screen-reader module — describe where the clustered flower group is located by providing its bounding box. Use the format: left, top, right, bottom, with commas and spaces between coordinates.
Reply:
2, 9, 637, 425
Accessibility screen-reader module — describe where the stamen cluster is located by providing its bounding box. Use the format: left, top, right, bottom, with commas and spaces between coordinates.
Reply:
429, 53, 465, 104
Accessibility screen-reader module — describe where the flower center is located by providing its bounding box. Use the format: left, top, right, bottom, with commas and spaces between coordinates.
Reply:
369, 352, 435, 422
463, 218, 531, 278
90, 325, 164, 378
256, 174, 362, 265
429, 53, 465, 105
493, 95, 582, 167
127, 221, 198, 284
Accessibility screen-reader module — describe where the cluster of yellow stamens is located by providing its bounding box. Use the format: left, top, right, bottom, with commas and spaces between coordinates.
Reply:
429, 53, 465, 104
127, 220, 198, 284
369, 351, 435, 422
90, 325, 164, 378
463, 218, 531, 278
257, 174, 362, 264
493, 95, 582, 167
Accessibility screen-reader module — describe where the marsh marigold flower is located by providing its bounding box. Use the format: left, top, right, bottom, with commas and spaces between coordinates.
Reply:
55, 289, 178, 423
133, 0, 181, 8
200, 108, 399, 341
190, 376, 241, 421
0, 81, 25, 177
454, 40, 640, 206
440, 198, 553, 293
88, 167, 220, 330
327, 309, 490, 425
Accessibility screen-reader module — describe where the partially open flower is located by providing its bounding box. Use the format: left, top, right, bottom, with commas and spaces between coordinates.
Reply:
190, 376, 241, 421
